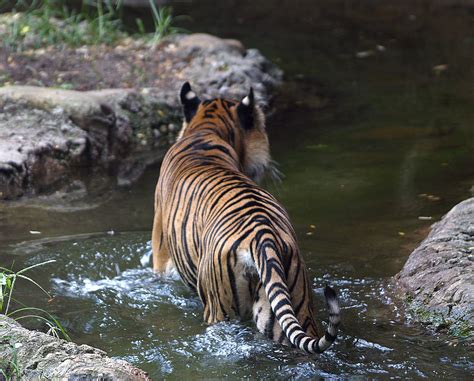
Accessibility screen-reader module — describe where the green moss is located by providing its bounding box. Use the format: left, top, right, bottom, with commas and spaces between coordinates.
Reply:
407, 301, 473, 340
449, 320, 473, 339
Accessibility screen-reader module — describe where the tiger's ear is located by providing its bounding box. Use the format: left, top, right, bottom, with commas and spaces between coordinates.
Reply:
237, 88, 255, 130
180, 82, 201, 122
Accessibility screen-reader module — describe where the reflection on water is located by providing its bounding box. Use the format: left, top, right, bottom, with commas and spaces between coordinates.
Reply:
1, 0, 474, 379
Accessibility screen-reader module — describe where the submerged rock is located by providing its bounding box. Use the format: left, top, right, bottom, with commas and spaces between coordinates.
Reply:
394, 198, 474, 338
0, 33, 282, 201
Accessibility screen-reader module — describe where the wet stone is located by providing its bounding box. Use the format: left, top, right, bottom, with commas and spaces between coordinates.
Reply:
394, 197, 474, 339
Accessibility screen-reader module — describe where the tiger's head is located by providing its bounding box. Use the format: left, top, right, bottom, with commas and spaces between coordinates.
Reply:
177, 82, 279, 184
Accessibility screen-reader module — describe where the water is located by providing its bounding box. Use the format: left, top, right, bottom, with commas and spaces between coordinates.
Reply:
1, 0, 474, 379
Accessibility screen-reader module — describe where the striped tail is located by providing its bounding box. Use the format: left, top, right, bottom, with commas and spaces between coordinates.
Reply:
255, 245, 341, 354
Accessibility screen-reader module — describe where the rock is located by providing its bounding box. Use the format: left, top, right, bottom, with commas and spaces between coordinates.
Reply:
0, 33, 282, 201
0, 99, 89, 199
175, 33, 245, 55
0, 315, 151, 380
0, 87, 178, 199
171, 36, 282, 103
0, 86, 108, 129
394, 198, 474, 338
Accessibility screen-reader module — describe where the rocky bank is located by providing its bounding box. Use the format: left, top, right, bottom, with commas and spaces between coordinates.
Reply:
0, 315, 151, 380
394, 198, 474, 339
0, 33, 282, 201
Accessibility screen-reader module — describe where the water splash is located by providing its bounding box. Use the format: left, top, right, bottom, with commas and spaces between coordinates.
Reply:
17, 232, 472, 379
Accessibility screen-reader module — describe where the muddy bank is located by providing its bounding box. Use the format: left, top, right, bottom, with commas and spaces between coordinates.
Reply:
0, 33, 282, 201
394, 198, 474, 338
0, 315, 151, 380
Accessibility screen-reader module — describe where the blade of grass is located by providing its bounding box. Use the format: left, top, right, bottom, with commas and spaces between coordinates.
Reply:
9, 307, 71, 341
15, 259, 56, 276
4, 275, 16, 315
17, 274, 52, 298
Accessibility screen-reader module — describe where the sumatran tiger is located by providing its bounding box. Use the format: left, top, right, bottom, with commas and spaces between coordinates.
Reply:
151, 82, 340, 353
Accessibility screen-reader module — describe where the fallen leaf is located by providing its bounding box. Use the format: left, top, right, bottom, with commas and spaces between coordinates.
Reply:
356, 50, 375, 58
433, 64, 448, 76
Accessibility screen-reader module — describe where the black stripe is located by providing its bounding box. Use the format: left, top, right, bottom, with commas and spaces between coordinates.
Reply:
325, 331, 337, 342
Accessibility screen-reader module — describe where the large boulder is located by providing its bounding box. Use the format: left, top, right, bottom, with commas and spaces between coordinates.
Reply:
0, 87, 177, 200
0, 33, 283, 201
0, 315, 151, 380
394, 198, 474, 338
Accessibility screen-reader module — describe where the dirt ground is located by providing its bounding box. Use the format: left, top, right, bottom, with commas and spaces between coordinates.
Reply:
0, 38, 182, 91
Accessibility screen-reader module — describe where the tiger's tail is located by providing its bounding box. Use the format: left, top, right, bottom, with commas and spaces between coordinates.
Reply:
254, 244, 340, 354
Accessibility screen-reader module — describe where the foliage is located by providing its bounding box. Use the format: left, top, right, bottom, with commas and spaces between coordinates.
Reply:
0, 259, 70, 341
0, 340, 20, 381
147, 1, 184, 46
2, 0, 184, 51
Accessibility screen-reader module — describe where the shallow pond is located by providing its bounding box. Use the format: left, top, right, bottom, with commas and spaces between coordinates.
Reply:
1, 0, 473, 379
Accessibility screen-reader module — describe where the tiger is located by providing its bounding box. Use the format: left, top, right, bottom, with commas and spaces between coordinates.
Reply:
151, 82, 340, 353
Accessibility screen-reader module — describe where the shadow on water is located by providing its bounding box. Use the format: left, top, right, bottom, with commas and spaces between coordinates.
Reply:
1, 0, 474, 379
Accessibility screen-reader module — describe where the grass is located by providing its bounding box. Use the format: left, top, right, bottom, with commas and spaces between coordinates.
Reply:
0, 259, 69, 379
148, 0, 185, 46
0, 340, 20, 381
0, 259, 70, 341
1, 0, 184, 51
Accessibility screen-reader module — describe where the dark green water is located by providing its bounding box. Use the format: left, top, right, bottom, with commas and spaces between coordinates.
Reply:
1, 0, 474, 379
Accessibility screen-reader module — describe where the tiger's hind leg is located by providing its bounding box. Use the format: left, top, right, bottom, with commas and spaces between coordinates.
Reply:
196, 248, 257, 324
197, 253, 234, 323
252, 282, 289, 345
151, 207, 175, 275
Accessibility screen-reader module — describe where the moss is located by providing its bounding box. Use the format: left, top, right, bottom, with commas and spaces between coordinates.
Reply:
449, 320, 473, 339
124, 98, 181, 146
406, 301, 473, 340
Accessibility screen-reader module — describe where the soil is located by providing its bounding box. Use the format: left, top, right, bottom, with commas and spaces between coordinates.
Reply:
0, 38, 180, 91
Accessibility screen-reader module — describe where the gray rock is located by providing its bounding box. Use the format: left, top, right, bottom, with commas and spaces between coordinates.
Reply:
0, 315, 151, 380
394, 197, 474, 338
175, 33, 246, 55
0, 33, 282, 201
166, 33, 282, 103
0, 99, 89, 199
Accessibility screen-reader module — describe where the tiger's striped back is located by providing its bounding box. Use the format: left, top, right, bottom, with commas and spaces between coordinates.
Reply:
152, 83, 340, 353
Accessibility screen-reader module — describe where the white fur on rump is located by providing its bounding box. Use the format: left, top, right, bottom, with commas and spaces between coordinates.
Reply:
237, 248, 255, 270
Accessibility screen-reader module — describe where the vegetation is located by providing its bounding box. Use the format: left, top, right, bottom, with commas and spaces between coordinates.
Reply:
0, 339, 20, 381
1, 0, 184, 51
0, 259, 70, 379
0, 259, 70, 340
